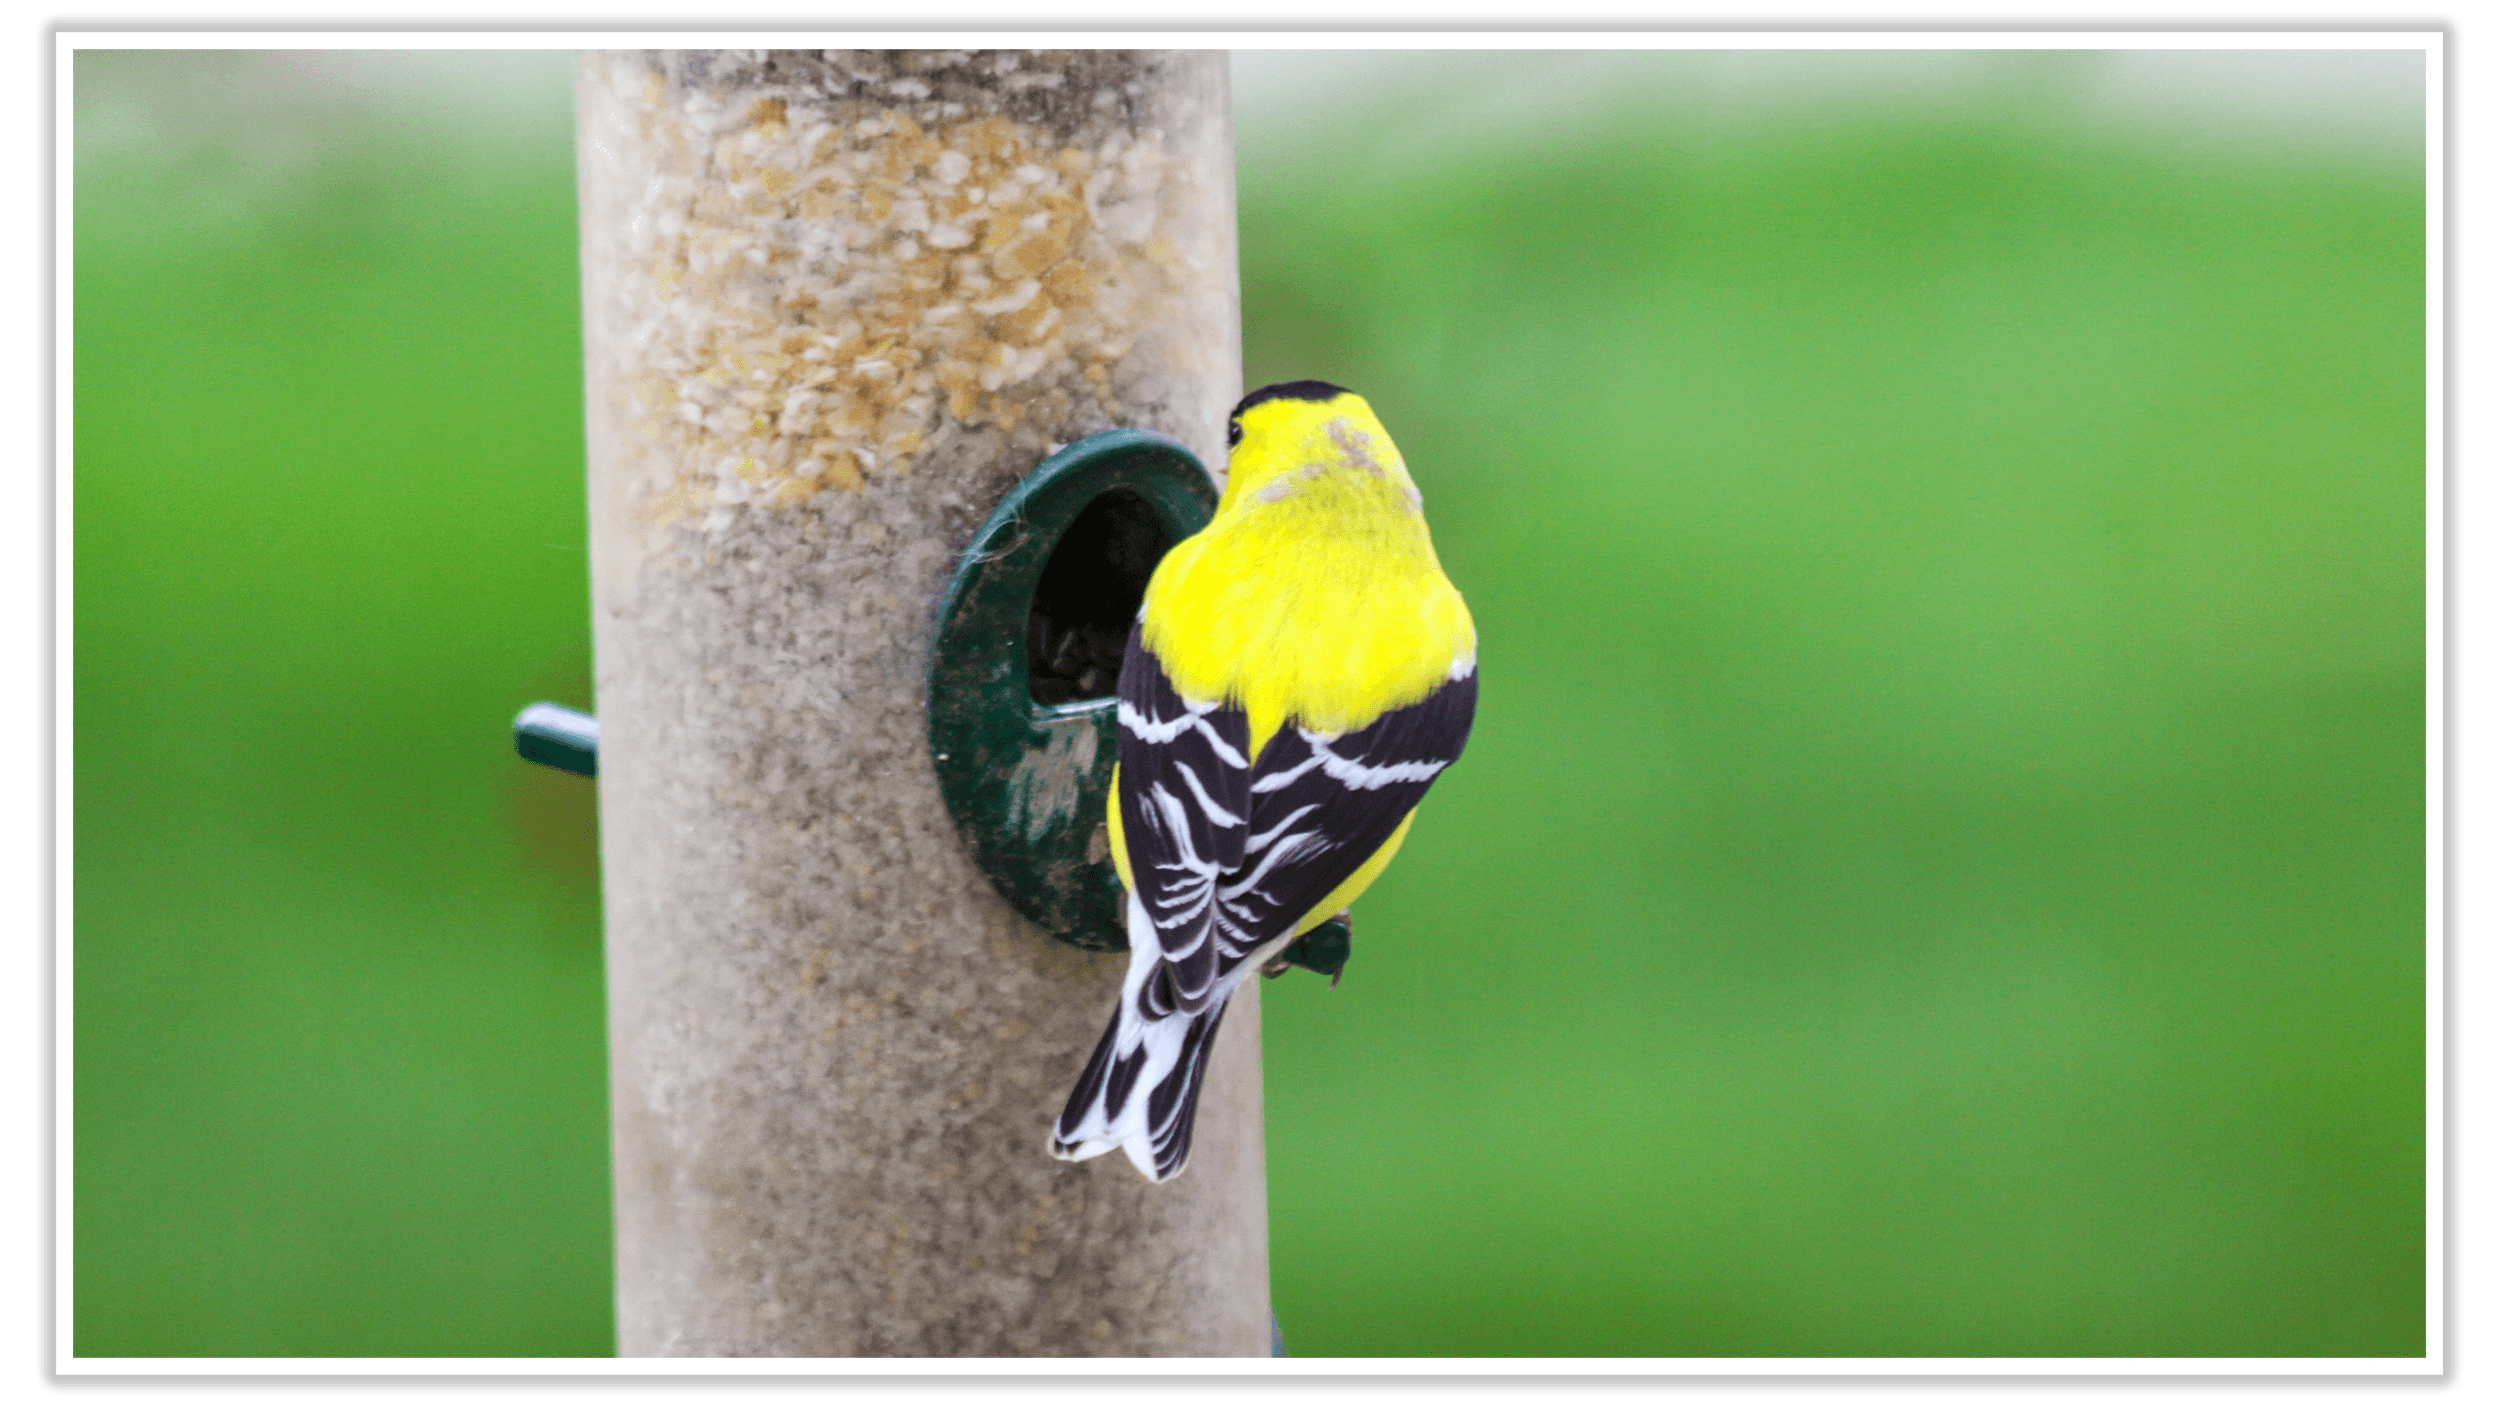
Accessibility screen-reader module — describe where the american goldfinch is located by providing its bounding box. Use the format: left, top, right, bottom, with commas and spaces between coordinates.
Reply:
1049, 381, 1478, 1182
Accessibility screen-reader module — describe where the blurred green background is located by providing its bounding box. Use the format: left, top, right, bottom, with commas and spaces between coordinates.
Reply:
73, 49, 2425, 1357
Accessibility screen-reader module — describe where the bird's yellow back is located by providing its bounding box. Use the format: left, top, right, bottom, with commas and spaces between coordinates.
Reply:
1140, 390, 1476, 760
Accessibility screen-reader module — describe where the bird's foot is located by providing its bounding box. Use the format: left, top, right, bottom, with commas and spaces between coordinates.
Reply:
1266, 913, 1355, 984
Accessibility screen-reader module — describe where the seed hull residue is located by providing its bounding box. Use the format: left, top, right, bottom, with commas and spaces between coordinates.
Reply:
578, 49, 1235, 549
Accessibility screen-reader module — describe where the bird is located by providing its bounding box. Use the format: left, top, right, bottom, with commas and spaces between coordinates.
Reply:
1049, 381, 1478, 1182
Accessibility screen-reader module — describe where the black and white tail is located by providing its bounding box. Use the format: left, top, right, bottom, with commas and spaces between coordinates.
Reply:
1049, 899, 1237, 1182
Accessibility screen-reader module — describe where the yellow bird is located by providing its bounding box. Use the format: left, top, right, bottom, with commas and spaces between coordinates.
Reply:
1050, 381, 1478, 1181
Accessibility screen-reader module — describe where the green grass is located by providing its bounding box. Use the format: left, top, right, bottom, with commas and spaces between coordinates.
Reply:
74, 52, 2425, 1357
74, 52, 612, 1356
1242, 85, 2422, 1358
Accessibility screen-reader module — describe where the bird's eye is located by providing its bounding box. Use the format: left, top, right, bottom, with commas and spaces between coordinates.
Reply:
1226, 420, 1242, 447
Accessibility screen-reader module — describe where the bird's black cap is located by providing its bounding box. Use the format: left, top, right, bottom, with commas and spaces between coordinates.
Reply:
1227, 380, 1354, 444
1232, 380, 1352, 418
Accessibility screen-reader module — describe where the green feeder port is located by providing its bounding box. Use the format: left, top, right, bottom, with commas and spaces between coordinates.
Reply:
926, 428, 1213, 953
924, 428, 1350, 979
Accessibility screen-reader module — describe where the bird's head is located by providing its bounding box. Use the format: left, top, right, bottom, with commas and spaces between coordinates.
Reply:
1218, 380, 1423, 518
